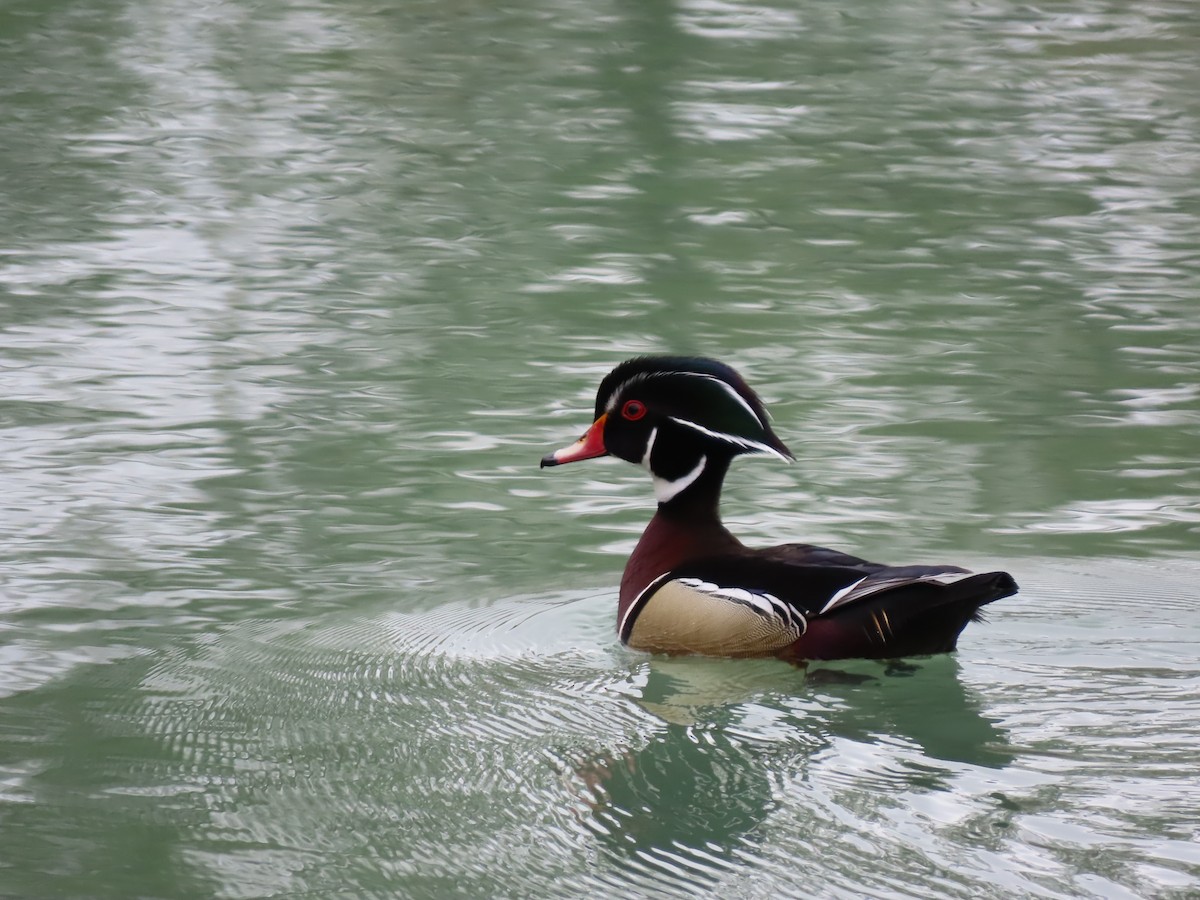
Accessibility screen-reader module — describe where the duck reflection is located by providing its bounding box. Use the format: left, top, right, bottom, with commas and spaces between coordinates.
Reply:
574, 655, 1012, 883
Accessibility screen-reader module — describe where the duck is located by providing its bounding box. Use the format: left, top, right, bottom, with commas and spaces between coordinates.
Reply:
540, 355, 1017, 662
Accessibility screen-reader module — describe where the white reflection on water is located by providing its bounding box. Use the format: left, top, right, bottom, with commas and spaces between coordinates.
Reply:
999, 496, 1200, 535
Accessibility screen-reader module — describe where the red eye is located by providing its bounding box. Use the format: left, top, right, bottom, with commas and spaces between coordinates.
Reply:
621, 400, 647, 421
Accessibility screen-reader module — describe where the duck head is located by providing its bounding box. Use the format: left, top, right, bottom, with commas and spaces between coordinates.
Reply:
540, 356, 794, 505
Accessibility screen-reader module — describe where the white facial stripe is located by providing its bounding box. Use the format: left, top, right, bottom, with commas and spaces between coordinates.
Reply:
696, 374, 766, 428
667, 416, 789, 460
603, 370, 765, 430
604, 372, 652, 414
640, 426, 658, 470
652, 454, 706, 503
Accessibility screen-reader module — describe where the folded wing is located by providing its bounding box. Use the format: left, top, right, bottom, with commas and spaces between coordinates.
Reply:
620, 556, 1017, 661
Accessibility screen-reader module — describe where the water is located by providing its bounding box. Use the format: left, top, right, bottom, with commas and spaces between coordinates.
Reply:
2, 0, 1199, 896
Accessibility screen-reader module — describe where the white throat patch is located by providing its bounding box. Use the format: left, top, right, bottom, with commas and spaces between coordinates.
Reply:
640, 426, 658, 471
652, 454, 707, 504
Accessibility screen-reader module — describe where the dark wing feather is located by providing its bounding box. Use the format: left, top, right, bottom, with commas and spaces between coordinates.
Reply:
661, 554, 1017, 660
753, 542, 890, 572
662, 555, 889, 618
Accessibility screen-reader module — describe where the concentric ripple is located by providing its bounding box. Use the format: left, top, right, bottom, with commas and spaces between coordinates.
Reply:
1, 559, 1188, 898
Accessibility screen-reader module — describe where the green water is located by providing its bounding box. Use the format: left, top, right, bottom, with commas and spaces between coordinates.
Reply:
2, 0, 1199, 896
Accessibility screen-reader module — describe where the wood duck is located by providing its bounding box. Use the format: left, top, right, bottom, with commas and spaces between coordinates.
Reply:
541, 356, 1017, 662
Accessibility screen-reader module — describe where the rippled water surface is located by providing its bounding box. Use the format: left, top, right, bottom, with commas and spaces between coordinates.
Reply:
2, 0, 1199, 897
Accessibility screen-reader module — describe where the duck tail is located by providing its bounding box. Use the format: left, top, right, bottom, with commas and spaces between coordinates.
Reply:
789, 570, 1017, 661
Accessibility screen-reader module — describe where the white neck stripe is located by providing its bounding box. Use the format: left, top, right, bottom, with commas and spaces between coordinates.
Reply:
640, 426, 658, 471
653, 454, 707, 503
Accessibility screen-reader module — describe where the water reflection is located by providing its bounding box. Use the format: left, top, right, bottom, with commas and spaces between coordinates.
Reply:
2, 0, 1200, 896
579, 726, 775, 889
575, 654, 1012, 888
2, 563, 1198, 896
